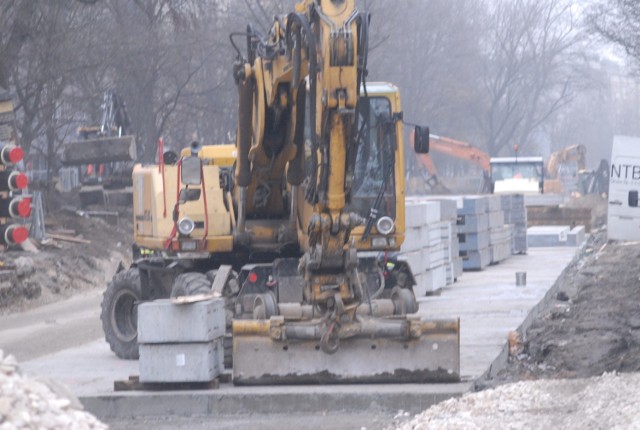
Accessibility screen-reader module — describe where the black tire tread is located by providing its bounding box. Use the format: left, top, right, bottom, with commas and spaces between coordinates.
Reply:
100, 268, 142, 360
170, 272, 211, 297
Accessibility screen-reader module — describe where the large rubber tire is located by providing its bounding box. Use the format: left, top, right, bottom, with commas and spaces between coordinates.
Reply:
101, 268, 142, 360
170, 272, 211, 297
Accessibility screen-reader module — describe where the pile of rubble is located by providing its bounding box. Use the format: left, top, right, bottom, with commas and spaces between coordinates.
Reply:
0, 349, 106, 429
395, 372, 640, 429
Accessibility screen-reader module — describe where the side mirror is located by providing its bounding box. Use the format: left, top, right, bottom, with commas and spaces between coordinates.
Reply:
179, 188, 201, 204
414, 126, 430, 154
629, 190, 638, 208
181, 155, 202, 185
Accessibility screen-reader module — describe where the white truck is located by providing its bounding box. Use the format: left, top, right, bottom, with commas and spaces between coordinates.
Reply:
608, 135, 640, 241
490, 156, 545, 195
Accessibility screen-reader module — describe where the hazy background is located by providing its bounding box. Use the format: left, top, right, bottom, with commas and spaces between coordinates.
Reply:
0, 0, 638, 187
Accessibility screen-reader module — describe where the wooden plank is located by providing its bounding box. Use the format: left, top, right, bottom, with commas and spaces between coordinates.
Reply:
170, 292, 220, 305
113, 375, 220, 391
47, 234, 91, 244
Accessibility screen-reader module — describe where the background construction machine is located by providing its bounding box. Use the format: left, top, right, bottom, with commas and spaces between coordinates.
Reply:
101, 0, 460, 385
544, 144, 586, 194
60, 90, 136, 207
544, 144, 609, 197
413, 133, 492, 194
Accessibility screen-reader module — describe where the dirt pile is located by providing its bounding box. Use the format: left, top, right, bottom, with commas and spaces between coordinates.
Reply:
488, 229, 640, 383
0, 199, 133, 314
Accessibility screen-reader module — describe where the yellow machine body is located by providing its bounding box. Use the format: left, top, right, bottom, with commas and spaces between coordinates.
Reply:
130, 0, 460, 385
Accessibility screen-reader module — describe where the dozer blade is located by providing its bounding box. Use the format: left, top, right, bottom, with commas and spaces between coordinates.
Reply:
232, 318, 460, 385
61, 135, 136, 166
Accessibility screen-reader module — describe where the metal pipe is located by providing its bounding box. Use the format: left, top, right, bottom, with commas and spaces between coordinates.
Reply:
237, 187, 247, 234
289, 185, 298, 224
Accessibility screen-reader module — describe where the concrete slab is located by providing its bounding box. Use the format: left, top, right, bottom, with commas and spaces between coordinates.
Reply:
527, 225, 570, 247
19, 246, 578, 420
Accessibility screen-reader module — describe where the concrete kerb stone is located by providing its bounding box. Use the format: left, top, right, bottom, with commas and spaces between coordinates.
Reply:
79, 383, 472, 420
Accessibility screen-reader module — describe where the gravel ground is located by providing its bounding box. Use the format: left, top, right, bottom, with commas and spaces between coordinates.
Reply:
0, 350, 106, 429
395, 372, 640, 429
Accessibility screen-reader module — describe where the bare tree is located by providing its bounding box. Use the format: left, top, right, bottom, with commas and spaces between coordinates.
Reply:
477, 0, 588, 156
588, 0, 640, 64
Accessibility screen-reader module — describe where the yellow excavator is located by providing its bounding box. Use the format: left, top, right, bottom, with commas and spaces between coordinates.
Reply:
544, 144, 586, 194
102, 0, 460, 384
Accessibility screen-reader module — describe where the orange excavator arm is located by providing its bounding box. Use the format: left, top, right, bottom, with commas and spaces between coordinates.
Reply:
428, 134, 491, 172
412, 131, 492, 193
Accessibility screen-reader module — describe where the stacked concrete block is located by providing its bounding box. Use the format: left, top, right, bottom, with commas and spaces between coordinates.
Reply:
456, 196, 492, 271
403, 199, 457, 295
486, 195, 512, 264
490, 225, 513, 263
137, 298, 225, 383
435, 198, 463, 284
501, 194, 528, 254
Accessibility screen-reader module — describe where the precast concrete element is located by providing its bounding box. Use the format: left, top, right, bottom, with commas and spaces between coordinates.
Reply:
139, 340, 224, 383
501, 194, 528, 254
137, 299, 226, 383
527, 226, 571, 247
567, 226, 586, 247
458, 232, 490, 251
457, 214, 489, 233
137, 299, 225, 343
403, 199, 457, 294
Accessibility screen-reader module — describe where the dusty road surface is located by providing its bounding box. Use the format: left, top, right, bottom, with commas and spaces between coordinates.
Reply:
0, 197, 132, 361
0, 289, 103, 361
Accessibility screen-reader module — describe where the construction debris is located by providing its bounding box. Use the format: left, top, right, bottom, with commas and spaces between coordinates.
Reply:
395, 372, 640, 430
0, 349, 107, 429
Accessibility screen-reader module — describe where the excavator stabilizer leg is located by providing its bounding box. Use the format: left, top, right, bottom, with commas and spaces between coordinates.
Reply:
232, 318, 460, 385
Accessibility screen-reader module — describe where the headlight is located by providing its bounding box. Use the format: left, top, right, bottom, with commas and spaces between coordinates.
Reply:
178, 217, 195, 235
376, 216, 395, 235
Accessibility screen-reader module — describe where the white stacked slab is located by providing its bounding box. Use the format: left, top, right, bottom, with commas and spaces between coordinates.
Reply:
137, 298, 225, 383
436, 199, 463, 284
403, 199, 455, 295
487, 196, 512, 265
456, 196, 492, 271
501, 194, 528, 254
